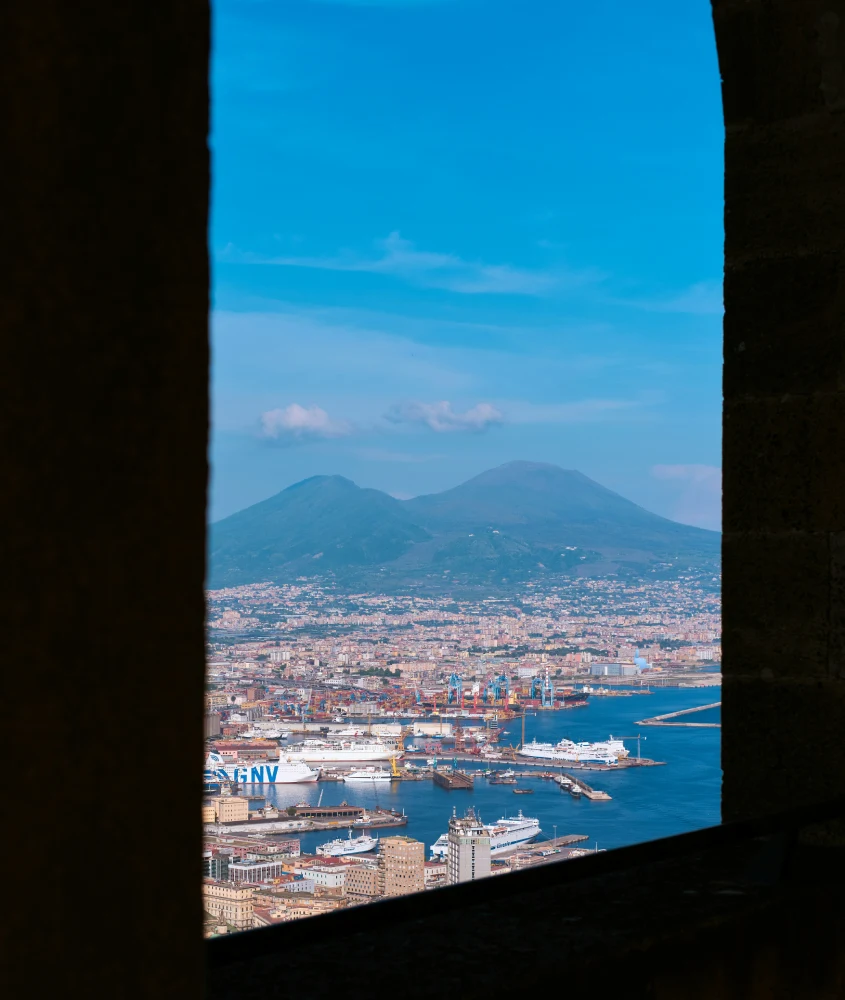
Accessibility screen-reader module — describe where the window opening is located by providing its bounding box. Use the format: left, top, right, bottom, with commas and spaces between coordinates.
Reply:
205, 0, 723, 936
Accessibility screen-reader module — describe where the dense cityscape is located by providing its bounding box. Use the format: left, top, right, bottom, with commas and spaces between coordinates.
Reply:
202, 574, 721, 936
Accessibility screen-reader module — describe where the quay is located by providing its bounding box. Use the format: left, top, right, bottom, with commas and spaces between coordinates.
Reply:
554, 772, 612, 801
496, 834, 590, 865
444, 751, 665, 771
432, 768, 474, 790
637, 702, 721, 728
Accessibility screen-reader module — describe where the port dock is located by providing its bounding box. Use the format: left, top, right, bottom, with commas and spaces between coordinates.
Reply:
496, 834, 590, 867
554, 772, 612, 801
432, 768, 474, 790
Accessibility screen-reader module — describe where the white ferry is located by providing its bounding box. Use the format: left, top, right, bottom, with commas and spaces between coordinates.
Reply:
316, 829, 378, 856
429, 810, 541, 859
518, 736, 628, 764
204, 752, 318, 784
284, 739, 402, 763
343, 767, 392, 783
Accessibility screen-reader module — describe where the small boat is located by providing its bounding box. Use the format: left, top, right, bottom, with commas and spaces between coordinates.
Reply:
513, 788, 534, 794
570, 784, 582, 797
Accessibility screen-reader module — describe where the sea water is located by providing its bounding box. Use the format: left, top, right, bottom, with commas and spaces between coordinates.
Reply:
249, 686, 721, 857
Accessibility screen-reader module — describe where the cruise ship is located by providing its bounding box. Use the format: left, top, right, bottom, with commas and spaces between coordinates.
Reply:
518, 736, 628, 764
284, 739, 402, 763
429, 810, 541, 859
204, 751, 318, 784
317, 829, 379, 856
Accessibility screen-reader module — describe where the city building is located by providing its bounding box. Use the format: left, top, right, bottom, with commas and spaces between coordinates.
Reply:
291, 864, 347, 894
204, 712, 221, 738
210, 795, 249, 824
589, 661, 641, 677
229, 859, 292, 883
202, 879, 254, 931
424, 859, 447, 889
377, 836, 425, 898
447, 808, 491, 885
344, 862, 380, 899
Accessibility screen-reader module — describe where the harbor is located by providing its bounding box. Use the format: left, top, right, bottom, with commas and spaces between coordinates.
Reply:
200, 687, 719, 863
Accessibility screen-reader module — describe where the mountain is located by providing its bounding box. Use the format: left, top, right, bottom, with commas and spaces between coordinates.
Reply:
208, 475, 429, 589
405, 461, 716, 551
207, 462, 720, 590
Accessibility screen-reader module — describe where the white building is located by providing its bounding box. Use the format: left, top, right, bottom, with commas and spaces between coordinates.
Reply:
447, 808, 491, 886
293, 865, 347, 891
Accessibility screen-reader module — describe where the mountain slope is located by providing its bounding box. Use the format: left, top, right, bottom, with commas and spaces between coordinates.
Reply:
208, 475, 430, 589
403, 461, 719, 557
207, 462, 720, 590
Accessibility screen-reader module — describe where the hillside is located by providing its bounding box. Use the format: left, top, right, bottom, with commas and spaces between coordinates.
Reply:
207, 462, 720, 590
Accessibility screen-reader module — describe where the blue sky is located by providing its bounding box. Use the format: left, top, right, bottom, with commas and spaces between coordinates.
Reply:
211, 0, 723, 529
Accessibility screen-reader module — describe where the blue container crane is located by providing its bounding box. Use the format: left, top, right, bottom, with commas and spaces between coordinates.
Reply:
447, 673, 463, 705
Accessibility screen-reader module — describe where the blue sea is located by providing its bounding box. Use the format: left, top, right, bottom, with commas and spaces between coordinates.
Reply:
250, 687, 721, 857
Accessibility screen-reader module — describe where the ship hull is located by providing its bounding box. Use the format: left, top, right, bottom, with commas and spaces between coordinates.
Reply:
204, 761, 318, 784
286, 751, 401, 763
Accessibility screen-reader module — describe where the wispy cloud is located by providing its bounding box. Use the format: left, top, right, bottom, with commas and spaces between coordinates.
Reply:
259, 403, 351, 443
219, 232, 602, 297
386, 400, 503, 433
652, 464, 721, 530
619, 281, 723, 316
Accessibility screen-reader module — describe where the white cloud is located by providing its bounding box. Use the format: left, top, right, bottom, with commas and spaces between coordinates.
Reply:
652, 464, 721, 530
259, 404, 351, 442
387, 400, 503, 433
219, 231, 602, 297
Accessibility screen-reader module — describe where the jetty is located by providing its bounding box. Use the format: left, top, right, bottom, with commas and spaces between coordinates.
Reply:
554, 772, 612, 801
637, 702, 721, 728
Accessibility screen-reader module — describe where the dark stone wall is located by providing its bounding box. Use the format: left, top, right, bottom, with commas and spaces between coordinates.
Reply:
716, 0, 845, 823
3, 0, 844, 996
1, 3, 208, 998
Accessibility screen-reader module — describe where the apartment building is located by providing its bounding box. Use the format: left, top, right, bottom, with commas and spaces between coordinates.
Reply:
377, 837, 425, 898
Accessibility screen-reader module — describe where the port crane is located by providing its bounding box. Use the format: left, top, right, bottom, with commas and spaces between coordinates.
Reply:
447, 673, 463, 705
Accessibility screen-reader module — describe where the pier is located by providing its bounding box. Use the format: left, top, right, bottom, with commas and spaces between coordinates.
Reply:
554, 772, 612, 801
637, 702, 721, 727
432, 768, 474, 790
496, 834, 591, 868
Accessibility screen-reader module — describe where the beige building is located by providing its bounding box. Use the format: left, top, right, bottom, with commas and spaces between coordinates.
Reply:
201, 805, 216, 824
447, 808, 491, 885
202, 879, 254, 931
345, 862, 380, 899
377, 837, 425, 898
211, 796, 249, 823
